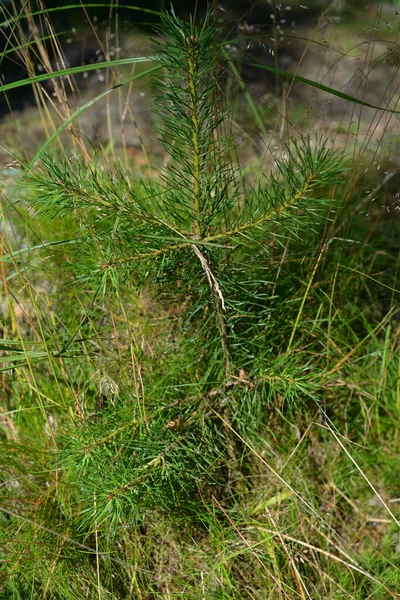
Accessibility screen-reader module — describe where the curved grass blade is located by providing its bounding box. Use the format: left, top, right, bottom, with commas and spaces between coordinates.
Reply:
0, 56, 155, 95
0, 339, 85, 372
0, 3, 162, 29
0, 30, 69, 60
0, 238, 83, 263
245, 60, 400, 115
9, 64, 161, 202
222, 47, 267, 137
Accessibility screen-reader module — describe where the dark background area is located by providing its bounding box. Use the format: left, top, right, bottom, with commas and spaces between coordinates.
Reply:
0, 0, 375, 116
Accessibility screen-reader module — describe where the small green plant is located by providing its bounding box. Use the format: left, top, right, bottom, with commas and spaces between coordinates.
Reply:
32, 10, 345, 384
3, 5, 400, 600
8, 6, 347, 550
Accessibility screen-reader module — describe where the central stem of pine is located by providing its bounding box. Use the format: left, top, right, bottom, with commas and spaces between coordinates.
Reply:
191, 244, 231, 377
188, 37, 201, 239
188, 35, 230, 376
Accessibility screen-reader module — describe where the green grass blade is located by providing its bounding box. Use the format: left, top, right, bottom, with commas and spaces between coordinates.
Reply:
245, 60, 400, 114
0, 3, 162, 29
0, 56, 156, 95
222, 47, 268, 138
9, 64, 161, 201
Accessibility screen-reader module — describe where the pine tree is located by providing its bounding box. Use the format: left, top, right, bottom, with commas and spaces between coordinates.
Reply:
33, 9, 345, 384
28, 8, 347, 530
